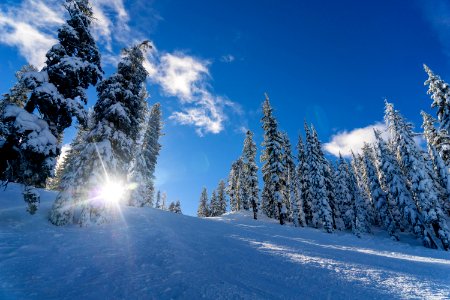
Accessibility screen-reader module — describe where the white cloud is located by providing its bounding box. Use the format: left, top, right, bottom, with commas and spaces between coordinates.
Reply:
156, 53, 209, 100
0, 0, 238, 136
324, 122, 389, 157
0, 0, 129, 68
148, 52, 237, 135
220, 54, 235, 63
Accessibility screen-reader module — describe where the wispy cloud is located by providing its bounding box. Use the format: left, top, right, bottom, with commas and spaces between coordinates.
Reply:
0, 0, 239, 136
220, 54, 235, 63
417, 0, 450, 58
147, 52, 238, 135
324, 122, 388, 157
0, 0, 130, 68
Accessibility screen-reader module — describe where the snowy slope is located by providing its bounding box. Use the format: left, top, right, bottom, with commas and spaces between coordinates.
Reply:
1, 184, 450, 300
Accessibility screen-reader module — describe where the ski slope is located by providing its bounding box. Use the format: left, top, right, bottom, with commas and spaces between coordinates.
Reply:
1, 184, 450, 299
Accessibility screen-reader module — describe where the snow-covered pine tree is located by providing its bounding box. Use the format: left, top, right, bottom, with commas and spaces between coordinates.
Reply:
217, 180, 227, 216
348, 158, 369, 237
0, 66, 58, 213
295, 135, 307, 227
242, 130, 259, 219
174, 200, 182, 214
24, 0, 102, 136
227, 159, 243, 212
129, 103, 163, 207
421, 111, 450, 215
302, 123, 314, 225
424, 64, 450, 164
305, 125, 333, 232
197, 187, 209, 217
281, 132, 294, 222
161, 192, 167, 211
373, 129, 412, 236
49, 42, 150, 226
0, 65, 40, 183
385, 101, 450, 249
209, 190, 219, 217
168, 201, 176, 212
353, 151, 377, 227
260, 94, 285, 225
334, 154, 354, 231
325, 160, 343, 230
155, 190, 161, 209
361, 144, 388, 228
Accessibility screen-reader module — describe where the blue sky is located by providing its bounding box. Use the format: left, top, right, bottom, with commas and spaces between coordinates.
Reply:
1, 0, 450, 215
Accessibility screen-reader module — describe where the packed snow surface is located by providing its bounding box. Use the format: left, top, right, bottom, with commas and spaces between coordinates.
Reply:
1, 184, 450, 299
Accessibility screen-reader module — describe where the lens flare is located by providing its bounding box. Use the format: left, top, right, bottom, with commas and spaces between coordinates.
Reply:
99, 180, 125, 205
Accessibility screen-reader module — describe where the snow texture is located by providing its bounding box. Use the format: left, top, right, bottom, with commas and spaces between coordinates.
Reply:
1, 184, 450, 299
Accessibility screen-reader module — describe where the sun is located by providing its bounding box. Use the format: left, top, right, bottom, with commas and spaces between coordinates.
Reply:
99, 180, 125, 205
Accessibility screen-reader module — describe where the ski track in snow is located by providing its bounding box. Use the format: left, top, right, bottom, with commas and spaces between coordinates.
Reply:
1, 184, 450, 300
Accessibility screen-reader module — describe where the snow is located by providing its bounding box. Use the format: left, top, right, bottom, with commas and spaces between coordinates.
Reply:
1, 183, 450, 299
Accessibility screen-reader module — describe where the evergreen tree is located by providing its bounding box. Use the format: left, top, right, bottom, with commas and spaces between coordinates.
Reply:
421, 111, 450, 215
227, 159, 243, 212
242, 130, 259, 219
260, 94, 285, 225
373, 129, 412, 236
217, 180, 227, 216
155, 190, 161, 209
174, 200, 182, 214
281, 132, 294, 221
209, 190, 219, 217
161, 192, 167, 211
168, 201, 176, 212
385, 101, 450, 249
302, 123, 314, 225
295, 135, 307, 227
197, 187, 209, 217
348, 159, 369, 237
305, 125, 333, 232
49, 42, 150, 226
334, 154, 354, 231
424, 64, 450, 164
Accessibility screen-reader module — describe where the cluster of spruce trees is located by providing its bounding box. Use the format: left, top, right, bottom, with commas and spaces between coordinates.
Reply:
203, 71, 450, 251
155, 190, 183, 214
197, 181, 228, 217
0, 0, 165, 225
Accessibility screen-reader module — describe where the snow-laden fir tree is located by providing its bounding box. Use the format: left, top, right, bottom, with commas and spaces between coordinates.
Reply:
197, 187, 209, 217
304, 125, 333, 232
353, 151, 377, 227
334, 154, 354, 231
281, 132, 294, 221
348, 156, 370, 237
155, 190, 161, 209
217, 180, 227, 216
424, 64, 450, 164
421, 111, 450, 215
24, 0, 102, 136
161, 192, 167, 211
227, 159, 243, 212
168, 201, 176, 213
0, 66, 57, 213
260, 94, 285, 224
373, 129, 413, 235
209, 190, 219, 217
242, 130, 259, 219
301, 124, 314, 225
129, 103, 163, 207
174, 200, 182, 214
360, 143, 397, 238
49, 42, 150, 226
19, 0, 103, 193
385, 101, 450, 249
324, 158, 342, 230
295, 135, 307, 227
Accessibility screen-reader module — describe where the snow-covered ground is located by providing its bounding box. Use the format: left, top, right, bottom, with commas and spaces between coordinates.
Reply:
1, 184, 450, 299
